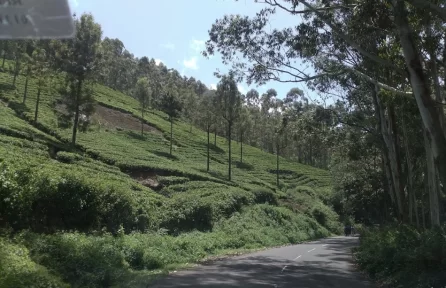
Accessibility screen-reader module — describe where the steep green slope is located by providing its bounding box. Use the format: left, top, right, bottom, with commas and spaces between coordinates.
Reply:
0, 71, 339, 287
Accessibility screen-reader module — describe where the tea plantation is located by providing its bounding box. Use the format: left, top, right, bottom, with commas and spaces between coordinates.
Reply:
0, 70, 340, 287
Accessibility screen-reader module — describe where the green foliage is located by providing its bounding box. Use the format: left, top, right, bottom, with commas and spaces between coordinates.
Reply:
354, 225, 446, 288
0, 237, 68, 288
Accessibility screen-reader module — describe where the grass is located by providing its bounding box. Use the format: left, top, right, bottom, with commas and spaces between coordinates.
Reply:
0, 69, 340, 287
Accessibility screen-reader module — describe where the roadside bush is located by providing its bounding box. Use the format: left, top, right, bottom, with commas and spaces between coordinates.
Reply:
0, 236, 69, 288
354, 225, 446, 288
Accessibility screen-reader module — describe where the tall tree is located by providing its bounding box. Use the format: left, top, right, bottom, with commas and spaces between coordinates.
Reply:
200, 90, 216, 171
236, 106, 252, 164
216, 73, 241, 181
31, 48, 49, 123
134, 77, 151, 136
58, 13, 103, 145
159, 79, 182, 156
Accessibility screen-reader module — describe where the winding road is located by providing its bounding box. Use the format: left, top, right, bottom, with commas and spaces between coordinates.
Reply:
149, 236, 373, 287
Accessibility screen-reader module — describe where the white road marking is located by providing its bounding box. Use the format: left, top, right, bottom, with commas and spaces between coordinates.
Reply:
293, 255, 301, 260
281, 265, 287, 273
322, 244, 328, 247
307, 248, 316, 253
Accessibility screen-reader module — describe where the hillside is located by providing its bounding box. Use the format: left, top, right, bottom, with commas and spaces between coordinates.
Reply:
0, 69, 339, 287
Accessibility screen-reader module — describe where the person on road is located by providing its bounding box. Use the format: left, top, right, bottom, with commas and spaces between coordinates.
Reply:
351, 225, 355, 235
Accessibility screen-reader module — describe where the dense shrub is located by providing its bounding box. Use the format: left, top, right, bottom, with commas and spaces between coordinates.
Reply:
0, 237, 68, 288
0, 161, 160, 233
354, 225, 446, 288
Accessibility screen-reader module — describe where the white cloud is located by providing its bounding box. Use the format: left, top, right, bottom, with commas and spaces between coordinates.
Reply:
210, 84, 217, 90
183, 57, 198, 70
160, 43, 175, 51
190, 39, 205, 53
237, 84, 247, 95
155, 59, 163, 65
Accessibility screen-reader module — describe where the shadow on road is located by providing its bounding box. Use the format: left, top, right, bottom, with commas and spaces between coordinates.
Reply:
149, 237, 370, 288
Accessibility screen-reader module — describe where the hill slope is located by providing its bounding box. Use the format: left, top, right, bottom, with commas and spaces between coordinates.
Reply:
0, 70, 339, 287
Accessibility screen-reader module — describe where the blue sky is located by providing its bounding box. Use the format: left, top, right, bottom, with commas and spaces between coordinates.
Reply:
68, 0, 320, 102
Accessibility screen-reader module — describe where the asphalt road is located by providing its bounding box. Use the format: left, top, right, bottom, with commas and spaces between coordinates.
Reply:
149, 236, 372, 287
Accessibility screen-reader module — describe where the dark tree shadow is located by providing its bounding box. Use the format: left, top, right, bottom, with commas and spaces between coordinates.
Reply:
126, 130, 147, 141
209, 143, 225, 154
0, 82, 16, 92
152, 150, 179, 161
8, 101, 30, 115
235, 161, 254, 171
149, 238, 372, 288
197, 168, 229, 182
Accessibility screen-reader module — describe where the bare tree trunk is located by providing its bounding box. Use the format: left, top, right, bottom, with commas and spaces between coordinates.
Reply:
421, 185, 426, 230
23, 68, 30, 104
393, 0, 446, 186
12, 56, 19, 86
402, 117, 415, 224
240, 130, 243, 163
373, 86, 404, 221
2, 51, 6, 69
72, 79, 83, 146
141, 106, 144, 136
413, 189, 420, 229
382, 153, 396, 208
207, 123, 210, 172
228, 121, 232, 181
276, 142, 279, 187
424, 128, 441, 227
389, 104, 407, 218
170, 117, 173, 156
34, 87, 41, 123
214, 129, 217, 146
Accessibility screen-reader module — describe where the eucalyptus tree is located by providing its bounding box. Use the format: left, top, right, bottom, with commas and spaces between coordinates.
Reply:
204, 0, 446, 225
215, 73, 242, 181
134, 77, 151, 136
31, 48, 50, 123
200, 90, 216, 171
58, 13, 103, 145
159, 78, 183, 156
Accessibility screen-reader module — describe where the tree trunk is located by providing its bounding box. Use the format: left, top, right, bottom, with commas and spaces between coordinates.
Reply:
393, 0, 446, 186
228, 122, 232, 181
141, 107, 144, 136
276, 142, 279, 187
382, 153, 396, 208
23, 69, 29, 104
421, 185, 426, 230
71, 79, 83, 146
240, 131, 243, 164
207, 123, 210, 172
2, 52, 5, 69
428, 23, 446, 136
402, 117, 416, 225
34, 87, 41, 123
214, 130, 217, 146
424, 128, 441, 227
170, 116, 173, 156
413, 189, 420, 229
373, 86, 405, 221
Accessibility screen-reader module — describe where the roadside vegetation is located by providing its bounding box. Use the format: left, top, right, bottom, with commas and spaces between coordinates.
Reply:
203, 1, 446, 287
